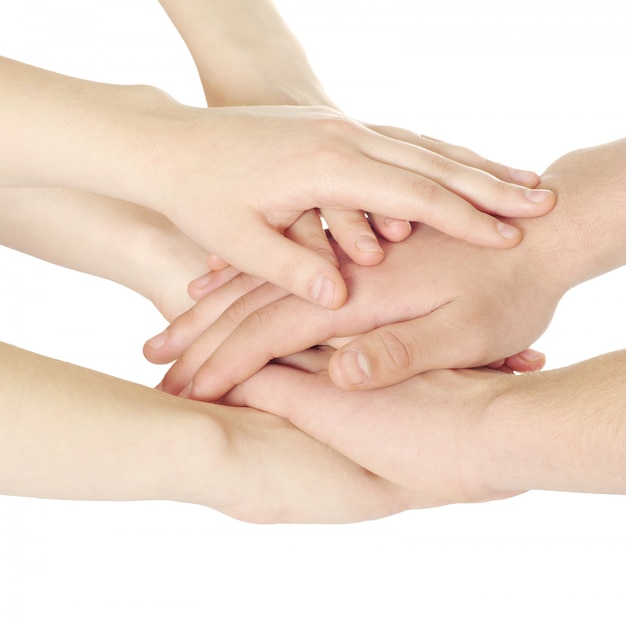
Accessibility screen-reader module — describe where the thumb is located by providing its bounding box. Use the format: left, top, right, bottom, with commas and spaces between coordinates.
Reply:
218, 223, 347, 309
328, 307, 490, 389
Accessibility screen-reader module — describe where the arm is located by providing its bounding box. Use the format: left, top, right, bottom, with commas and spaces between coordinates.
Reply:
0, 55, 552, 309
0, 188, 208, 321
158, 0, 335, 107
158, 0, 547, 257
147, 139, 626, 399
0, 341, 407, 523
228, 349, 626, 503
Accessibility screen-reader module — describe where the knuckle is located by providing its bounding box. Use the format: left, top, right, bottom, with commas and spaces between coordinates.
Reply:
427, 152, 458, 182
376, 328, 417, 375
410, 176, 444, 216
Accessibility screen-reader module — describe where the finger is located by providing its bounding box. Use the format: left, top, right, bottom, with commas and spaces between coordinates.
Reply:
366, 124, 541, 188
367, 213, 412, 242
327, 305, 500, 389
211, 221, 348, 309
144, 271, 273, 364
206, 253, 230, 271
320, 208, 385, 266
159, 283, 293, 396
504, 348, 546, 372
348, 132, 555, 220
323, 156, 525, 248
273, 345, 335, 373
187, 265, 242, 301
176, 295, 337, 401
284, 209, 338, 267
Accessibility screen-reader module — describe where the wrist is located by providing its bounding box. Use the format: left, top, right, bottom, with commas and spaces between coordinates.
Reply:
159, 0, 335, 107
480, 352, 626, 496
512, 140, 626, 297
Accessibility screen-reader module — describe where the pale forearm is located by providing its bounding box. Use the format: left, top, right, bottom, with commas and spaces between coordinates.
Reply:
0, 342, 404, 523
487, 351, 626, 496
0, 56, 174, 200
0, 188, 206, 320
0, 341, 223, 503
158, 0, 334, 106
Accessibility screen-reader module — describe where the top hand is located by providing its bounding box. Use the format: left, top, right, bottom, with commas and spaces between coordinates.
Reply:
147, 139, 626, 398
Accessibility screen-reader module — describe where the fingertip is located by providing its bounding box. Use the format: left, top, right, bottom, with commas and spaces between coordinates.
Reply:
378, 219, 412, 242
495, 220, 523, 245
523, 188, 556, 214
509, 168, 541, 187
207, 254, 230, 271
309, 271, 347, 309
328, 348, 371, 389
143, 330, 172, 363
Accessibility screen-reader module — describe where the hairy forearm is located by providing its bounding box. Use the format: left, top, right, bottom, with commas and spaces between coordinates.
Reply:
487, 351, 626, 496
158, 0, 334, 106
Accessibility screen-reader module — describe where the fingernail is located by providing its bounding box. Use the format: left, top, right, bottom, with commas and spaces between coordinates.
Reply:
145, 330, 168, 350
316, 248, 339, 267
311, 275, 336, 308
190, 273, 212, 290
524, 188, 553, 204
383, 218, 412, 235
497, 221, 521, 240
519, 348, 544, 362
509, 168, 538, 184
355, 235, 383, 253
339, 350, 370, 385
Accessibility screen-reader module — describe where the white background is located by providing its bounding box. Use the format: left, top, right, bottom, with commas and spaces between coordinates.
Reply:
1, 1, 625, 622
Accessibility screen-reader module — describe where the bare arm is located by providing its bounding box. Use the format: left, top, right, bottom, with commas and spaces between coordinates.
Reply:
158, 0, 335, 107
0, 188, 208, 321
0, 341, 407, 523
229, 349, 626, 503
1, 55, 552, 308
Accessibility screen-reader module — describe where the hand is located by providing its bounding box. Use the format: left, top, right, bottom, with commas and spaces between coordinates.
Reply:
141, 102, 554, 310
0, 341, 412, 524
227, 348, 626, 503
147, 139, 626, 397
225, 347, 524, 507
148, 223, 555, 400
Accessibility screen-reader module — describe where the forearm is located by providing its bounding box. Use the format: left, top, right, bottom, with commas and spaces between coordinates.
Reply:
0, 188, 206, 320
0, 341, 224, 504
486, 351, 626, 496
0, 341, 404, 523
158, 0, 334, 106
0, 56, 176, 201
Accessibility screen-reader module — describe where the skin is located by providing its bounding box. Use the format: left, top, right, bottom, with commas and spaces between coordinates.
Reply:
0, 190, 411, 523
0, 342, 412, 524
0, 188, 207, 321
158, 0, 547, 266
226, 348, 626, 502
147, 139, 626, 400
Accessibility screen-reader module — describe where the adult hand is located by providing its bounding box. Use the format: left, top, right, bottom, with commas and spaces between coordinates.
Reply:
227, 347, 626, 502
143, 103, 554, 310
159, 0, 549, 263
148, 222, 553, 399
225, 347, 524, 507
147, 139, 626, 397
